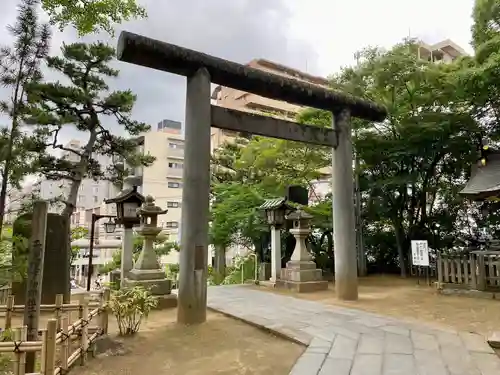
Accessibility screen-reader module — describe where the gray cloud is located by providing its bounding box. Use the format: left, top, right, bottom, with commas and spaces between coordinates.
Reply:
0, 0, 319, 144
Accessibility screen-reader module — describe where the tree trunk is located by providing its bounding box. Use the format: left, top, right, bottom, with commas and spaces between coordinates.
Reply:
0, 115, 20, 235
214, 245, 226, 277
393, 220, 407, 277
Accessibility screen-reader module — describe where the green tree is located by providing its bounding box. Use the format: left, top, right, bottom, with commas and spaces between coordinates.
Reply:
42, 0, 147, 36
0, 0, 51, 234
25, 42, 155, 274
0, 225, 28, 286
306, 40, 479, 276
209, 120, 331, 272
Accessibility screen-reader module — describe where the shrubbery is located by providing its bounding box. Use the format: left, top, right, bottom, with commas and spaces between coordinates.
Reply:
109, 286, 158, 335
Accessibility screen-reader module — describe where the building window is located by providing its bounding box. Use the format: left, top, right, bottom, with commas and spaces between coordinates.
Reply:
92, 186, 99, 195
168, 182, 181, 188
166, 221, 179, 228
167, 201, 180, 208
93, 195, 99, 203
169, 142, 184, 150
78, 195, 85, 203
168, 162, 183, 169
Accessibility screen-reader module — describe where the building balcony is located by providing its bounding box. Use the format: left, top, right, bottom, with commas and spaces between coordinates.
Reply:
166, 168, 183, 178
167, 148, 184, 159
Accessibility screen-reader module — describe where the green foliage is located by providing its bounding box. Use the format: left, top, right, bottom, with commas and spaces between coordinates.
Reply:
209, 127, 328, 259
221, 255, 258, 285
298, 39, 481, 275
70, 226, 88, 265
165, 263, 179, 281
109, 286, 158, 335
134, 233, 179, 256
0, 0, 52, 234
99, 250, 121, 274
0, 328, 14, 371
207, 264, 226, 286
41, 0, 147, 36
0, 224, 29, 285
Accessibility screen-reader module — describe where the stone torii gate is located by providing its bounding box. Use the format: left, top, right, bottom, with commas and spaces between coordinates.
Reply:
116, 31, 387, 325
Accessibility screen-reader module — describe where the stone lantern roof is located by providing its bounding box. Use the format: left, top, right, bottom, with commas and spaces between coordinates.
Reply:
286, 209, 313, 221
137, 195, 168, 216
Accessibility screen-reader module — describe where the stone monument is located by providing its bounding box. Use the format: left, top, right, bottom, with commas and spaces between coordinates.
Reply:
123, 195, 176, 308
12, 212, 70, 304
279, 210, 328, 292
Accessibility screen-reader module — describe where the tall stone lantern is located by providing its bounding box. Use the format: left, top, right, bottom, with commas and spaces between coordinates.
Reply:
279, 209, 328, 293
123, 195, 173, 299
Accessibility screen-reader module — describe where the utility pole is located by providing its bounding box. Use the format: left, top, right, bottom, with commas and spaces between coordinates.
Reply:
354, 54, 367, 277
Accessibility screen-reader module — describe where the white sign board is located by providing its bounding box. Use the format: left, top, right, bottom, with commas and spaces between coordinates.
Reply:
411, 240, 430, 267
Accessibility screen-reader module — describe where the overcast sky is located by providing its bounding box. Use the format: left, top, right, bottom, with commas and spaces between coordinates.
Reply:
0, 0, 476, 145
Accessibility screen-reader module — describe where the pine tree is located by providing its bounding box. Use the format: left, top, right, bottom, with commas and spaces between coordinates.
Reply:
0, 0, 51, 235
28, 42, 154, 217
25, 41, 154, 262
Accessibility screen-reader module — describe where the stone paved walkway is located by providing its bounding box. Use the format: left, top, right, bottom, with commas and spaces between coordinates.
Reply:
207, 285, 500, 375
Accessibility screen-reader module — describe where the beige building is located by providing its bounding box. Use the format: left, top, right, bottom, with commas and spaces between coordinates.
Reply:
210, 58, 330, 152
134, 120, 184, 243
417, 39, 467, 63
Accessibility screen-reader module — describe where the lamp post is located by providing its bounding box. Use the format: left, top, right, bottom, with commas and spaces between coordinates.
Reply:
86, 214, 117, 291
104, 185, 145, 288
259, 198, 294, 283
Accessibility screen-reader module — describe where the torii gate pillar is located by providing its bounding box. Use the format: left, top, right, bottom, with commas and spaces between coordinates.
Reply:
177, 68, 212, 324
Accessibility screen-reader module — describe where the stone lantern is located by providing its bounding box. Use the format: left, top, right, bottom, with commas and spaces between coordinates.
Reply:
124, 195, 173, 301
279, 209, 328, 293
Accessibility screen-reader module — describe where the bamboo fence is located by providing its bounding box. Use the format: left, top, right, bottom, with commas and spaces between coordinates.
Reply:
0, 289, 110, 375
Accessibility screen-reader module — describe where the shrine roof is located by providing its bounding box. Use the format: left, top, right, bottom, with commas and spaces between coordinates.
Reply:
460, 151, 500, 200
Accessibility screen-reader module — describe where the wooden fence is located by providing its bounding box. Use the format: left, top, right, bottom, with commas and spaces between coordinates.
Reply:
437, 251, 500, 291
0, 289, 110, 375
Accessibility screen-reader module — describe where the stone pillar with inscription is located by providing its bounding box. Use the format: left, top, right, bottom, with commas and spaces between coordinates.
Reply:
123, 196, 175, 308
23, 201, 48, 373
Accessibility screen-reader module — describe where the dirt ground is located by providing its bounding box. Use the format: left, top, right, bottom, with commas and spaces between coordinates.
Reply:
4, 295, 302, 375
256, 275, 500, 335
67, 309, 303, 375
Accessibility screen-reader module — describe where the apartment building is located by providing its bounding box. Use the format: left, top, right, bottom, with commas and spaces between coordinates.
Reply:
417, 39, 466, 63
132, 119, 184, 243
210, 58, 330, 152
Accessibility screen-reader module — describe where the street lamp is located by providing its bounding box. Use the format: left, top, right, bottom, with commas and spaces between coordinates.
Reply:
104, 185, 146, 288
87, 213, 117, 291
104, 217, 116, 233
105, 185, 144, 228
260, 198, 294, 229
